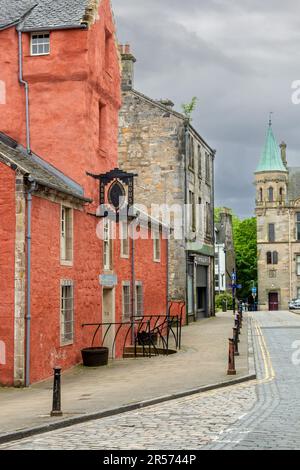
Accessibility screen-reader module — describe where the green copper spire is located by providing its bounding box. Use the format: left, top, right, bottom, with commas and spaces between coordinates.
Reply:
256, 122, 287, 173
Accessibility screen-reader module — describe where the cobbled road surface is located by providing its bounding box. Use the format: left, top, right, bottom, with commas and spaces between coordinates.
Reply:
1, 311, 300, 450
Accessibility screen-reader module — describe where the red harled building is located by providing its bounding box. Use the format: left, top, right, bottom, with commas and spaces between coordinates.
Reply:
0, 0, 170, 387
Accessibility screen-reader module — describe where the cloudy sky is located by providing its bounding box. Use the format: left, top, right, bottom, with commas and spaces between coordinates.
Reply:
112, 0, 300, 219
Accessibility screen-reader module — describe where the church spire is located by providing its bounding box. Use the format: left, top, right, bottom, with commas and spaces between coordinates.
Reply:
255, 121, 287, 173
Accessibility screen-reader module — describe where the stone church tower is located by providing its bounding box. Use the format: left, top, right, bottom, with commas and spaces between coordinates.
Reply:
255, 121, 300, 310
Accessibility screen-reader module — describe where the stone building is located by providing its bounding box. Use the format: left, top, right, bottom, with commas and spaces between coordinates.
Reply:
255, 121, 300, 310
118, 45, 215, 321
0, 1, 168, 386
215, 208, 236, 294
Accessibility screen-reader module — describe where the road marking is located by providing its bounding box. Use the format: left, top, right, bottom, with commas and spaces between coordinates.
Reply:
253, 319, 275, 384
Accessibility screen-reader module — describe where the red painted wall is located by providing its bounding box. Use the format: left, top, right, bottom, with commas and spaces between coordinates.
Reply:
0, 164, 15, 385
29, 196, 102, 382
0, 0, 169, 384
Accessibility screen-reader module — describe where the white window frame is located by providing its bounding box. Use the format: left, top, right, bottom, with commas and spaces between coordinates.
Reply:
60, 205, 73, 266
60, 280, 74, 346
296, 255, 300, 276
103, 219, 111, 270
153, 230, 161, 263
120, 221, 129, 258
122, 282, 131, 321
31, 32, 50, 56
135, 281, 144, 318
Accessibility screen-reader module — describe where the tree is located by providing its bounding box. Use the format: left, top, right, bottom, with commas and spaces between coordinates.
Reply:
233, 217, 257, 299
181, 97, 198, 121
215, 208, 257, 299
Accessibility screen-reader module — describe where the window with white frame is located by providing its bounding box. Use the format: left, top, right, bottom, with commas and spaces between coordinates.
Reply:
297, 287, 300, 299
61, 280, 74, 344
103, 219, 111, 270
296, 255, 300, 276
31, 33, 50, 56
136, 282, 143, 318
122, 283, 131, 320
120, 221, 129, 258
153, 230, 161, 262
61, 206, 73, 263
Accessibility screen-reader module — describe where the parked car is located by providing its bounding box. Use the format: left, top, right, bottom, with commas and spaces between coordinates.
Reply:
288, 299, 300, 310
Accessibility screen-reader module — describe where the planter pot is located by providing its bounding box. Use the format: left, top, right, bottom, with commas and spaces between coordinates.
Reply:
81, 347, 109, 367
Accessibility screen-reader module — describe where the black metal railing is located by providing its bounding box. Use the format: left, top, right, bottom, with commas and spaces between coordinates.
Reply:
82, 310, 184, 360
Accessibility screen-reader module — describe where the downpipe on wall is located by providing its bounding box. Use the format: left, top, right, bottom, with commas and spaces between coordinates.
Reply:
17, 27, 31, 154
25, 180, 36, 387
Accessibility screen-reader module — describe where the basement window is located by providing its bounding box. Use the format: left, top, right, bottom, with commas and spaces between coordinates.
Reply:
31, 33, 50, 56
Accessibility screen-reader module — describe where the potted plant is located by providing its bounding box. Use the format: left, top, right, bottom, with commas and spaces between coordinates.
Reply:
81, 346, 109, 367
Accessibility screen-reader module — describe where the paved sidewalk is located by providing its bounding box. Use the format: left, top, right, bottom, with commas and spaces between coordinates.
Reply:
0, 311, 251, 440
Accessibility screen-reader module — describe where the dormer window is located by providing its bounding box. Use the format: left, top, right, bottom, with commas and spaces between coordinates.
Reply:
31, 33, 50, 56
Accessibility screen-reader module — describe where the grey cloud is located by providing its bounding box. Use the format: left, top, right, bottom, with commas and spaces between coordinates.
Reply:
112, 0, 300, 218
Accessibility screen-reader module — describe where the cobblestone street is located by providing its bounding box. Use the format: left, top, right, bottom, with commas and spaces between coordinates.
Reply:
1, 311, 300, 450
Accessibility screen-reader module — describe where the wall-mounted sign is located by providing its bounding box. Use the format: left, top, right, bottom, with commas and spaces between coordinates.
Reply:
99, 274, 118, 288
87, 168, 138, 221
194, 255, 210, 266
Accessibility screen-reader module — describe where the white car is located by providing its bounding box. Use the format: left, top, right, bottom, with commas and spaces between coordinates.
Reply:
288, 299, 300, 310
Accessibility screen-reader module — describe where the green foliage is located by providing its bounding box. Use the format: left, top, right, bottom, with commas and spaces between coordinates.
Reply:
233, 217, 257, 299
215, 208, 258, 299
181, 97, 198, 121
215, 292, 233, 311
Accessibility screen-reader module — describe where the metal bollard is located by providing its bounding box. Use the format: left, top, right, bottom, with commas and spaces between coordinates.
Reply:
233, 327, 240, 356
227, 338, 236, 375
50, 367, 63, 417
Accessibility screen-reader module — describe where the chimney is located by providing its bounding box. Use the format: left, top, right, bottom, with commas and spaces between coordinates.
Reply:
119, 44, 136, 91
280, 141, 287, 168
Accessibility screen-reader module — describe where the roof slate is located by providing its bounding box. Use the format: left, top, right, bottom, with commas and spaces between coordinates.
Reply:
0, 0, 92, 31
0, 136, 90, 202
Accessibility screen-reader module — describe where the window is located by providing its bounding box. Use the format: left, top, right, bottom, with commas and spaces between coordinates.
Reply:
189, 191, 196, 231
103, 220, 111, 270
120, 222, 129, 258
61, 206, 73, 264
198, 145, 202, 177
279, 188, 284, 203
205, 153, 210, 182
259, 188, 263, 202
296, 213, 300, 241
31, 33, 50, 56
268, 223, 275, 242
61, 281, 74, 345
267, 251, 272, 264
136, 283, 143, 318
206, 202, 211, 236
268, 187, 274, 202
296, 255, 300, 276
153, 231, 161, 262
188, 136, 194, 170
297, 287, 300, 299
122, 283, 131, 320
